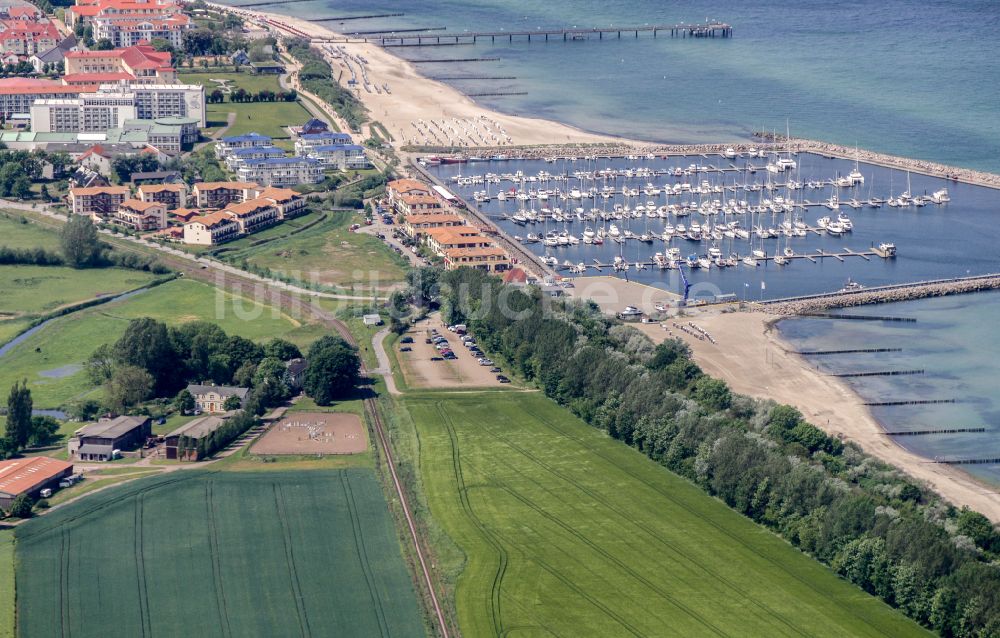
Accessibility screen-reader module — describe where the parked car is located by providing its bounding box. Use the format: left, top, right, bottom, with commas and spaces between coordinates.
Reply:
490, 367, 501, 373
425, 338, 432, 344
400, 346, 412, 352
479, 359, 494, 366
400, 336, 414, 344
430, 356, 443, 361
496, 375, 510, 383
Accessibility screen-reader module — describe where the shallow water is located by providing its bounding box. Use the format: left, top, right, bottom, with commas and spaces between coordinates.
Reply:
777, 291, 1000, 485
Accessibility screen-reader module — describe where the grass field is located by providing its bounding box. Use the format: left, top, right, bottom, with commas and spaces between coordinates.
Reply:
0, 278, 316, 408
402, 392, 928, 638
178, 71, 311, 139
0, 530, 11, 638
220, 210, 408, 291
15, 469, 425, 638
0, 265, 156, 318
0, 211, 61, 250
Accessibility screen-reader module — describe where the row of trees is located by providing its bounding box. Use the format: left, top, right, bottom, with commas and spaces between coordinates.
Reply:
172, 408, 257, 460
207, 88, 298, 104
3, 382, 59, 459
0, 150, 71, 200
60, 215, 168, 272
438, 266, 1000, 637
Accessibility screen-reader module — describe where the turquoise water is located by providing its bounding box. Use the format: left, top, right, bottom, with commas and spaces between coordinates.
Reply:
239, 0, 1000, 171
777, 291, 1000, 485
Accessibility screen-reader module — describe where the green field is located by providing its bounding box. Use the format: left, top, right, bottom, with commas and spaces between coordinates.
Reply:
0, 265, 155, 318
402, 392, 927, 637
15, 469, 425, 638
0, 530, 11, 638
219, 210, 407, 291
178, 71, 286, 95
178, 71, 312, 139
0, 278, 319, 407
0, 211, 61, 250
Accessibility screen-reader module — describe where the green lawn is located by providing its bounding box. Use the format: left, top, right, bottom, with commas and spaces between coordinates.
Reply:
179, 70, 311, 139
219, 210, 408, 292
0, 211, 61, 250
0, 265, 156, 318
16, 470, 426, 638
178, 71, 283, 94
0, 278, 315, 408
402, 392, 928, 638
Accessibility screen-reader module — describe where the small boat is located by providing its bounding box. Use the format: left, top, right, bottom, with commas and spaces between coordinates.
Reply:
742, 255, 758, 267
838, 277, 865, 293
773, 255, 789, 265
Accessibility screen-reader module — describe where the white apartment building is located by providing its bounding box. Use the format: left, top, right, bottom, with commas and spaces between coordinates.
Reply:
236, 157, 324, 188
29, 83, 204, 133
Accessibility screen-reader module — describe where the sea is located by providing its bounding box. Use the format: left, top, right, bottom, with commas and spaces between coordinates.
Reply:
237, 0, 1000, 480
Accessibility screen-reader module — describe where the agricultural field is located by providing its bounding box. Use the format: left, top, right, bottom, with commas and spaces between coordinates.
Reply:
0, 530, 11, 638
402, 392, 927, 638
220, 210, 408, 292
0, 278, 318, 408
15, 469, 425, 638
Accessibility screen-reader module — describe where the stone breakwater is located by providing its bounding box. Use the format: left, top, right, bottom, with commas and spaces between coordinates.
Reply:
408, 136, 1000, 191
756, 274, 1000, 315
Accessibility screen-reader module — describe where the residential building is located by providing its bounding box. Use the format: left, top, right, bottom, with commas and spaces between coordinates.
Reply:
164, 415, 228, 461
120, 118, 185, 153
397, 193, 443, 216
403, 212, 467, 238
215, 132, 272, 158
222, 198, 278, 233
0, 77, 90, 119
29, 84, 205, 133
305, 143, 369, 170
62, 44, 176, 84
387, 178, 432, 210
293, 130, 352, 155
169, 207, 203, 224
297, 117, 330, 135
151, 115, 198, 144
0, 16, 59, 56
258, 186, 306, 218
66, 0, 183, 28
192, 181, 259, 208
236, 156, 323, 188
443, 246, 511, 272
182, 211, 240, 245
285, 358, 307, 389
0, 457, 74, 510
186, 384, 249, 413
124, 82, 204, 126
424, 226, 493, 254
223, 145, 284, 171
68, 184, 129, 216
92, 13, 192, 49
114, 198, 166, 230
137, 182, 185, 209
68, 415, 152, 461
29, 34, 78, 74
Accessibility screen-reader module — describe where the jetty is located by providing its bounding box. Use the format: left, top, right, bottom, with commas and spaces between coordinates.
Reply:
758, 273, 1000, 315
313, 22, 733, 46
885, 428, 986, 436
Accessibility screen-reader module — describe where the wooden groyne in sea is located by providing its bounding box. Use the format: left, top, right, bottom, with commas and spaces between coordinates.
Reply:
755, 273, 1000, 315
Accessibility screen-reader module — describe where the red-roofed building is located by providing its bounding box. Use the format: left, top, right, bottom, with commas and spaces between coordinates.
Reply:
0, 77, 89, 118
502, 267, 529, 286
0, 456, 74, 510
63, 44, 176, 84
0, 18, 60, 56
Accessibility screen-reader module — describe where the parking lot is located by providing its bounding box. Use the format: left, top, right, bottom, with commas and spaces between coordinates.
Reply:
396, 316, 507, 389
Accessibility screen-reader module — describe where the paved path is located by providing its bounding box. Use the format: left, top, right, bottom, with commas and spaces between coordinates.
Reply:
370, 327, 401, 395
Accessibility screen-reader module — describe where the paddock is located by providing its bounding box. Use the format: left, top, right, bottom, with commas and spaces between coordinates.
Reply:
251, 412, 367, 455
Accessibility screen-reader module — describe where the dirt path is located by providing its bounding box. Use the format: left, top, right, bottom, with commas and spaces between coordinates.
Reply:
635, 310, 1000, 523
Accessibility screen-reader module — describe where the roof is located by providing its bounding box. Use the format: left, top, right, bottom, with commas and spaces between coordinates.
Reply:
241, 157, 320, 166
299, 131, 350, 141
194, 181, 258, 192
224, 198, 274, 216
503, 267, 528, 284
388, 178, 431, 195
138, 182, 184, 193
120, 198, 162, 211
170, 207, 204, 220
166, 415, 227, 439
228, 145, 283, 156
186, 384, 249, 399
76, 415, 149, 440
257, 186, 299, 203
312, 144, 364, 152
424, 227, 486, 244
0, 457, 72, 497
70, 185, 129, 196
187, 211, 237, 228
220, 132, 271, 144
0, 77, 79, 95
400, 194, 441, 206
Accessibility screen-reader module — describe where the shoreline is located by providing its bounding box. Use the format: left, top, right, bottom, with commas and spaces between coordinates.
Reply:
206, 1, 1000, 520
635, 309, 1000, 523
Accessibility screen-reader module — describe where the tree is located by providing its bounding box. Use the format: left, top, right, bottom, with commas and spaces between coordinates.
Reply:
302, 336, 360, 405
5, 380, 32, 451
93, 38, 114, 50
84, 343, 116, 384
112, 318, 176, 393
263, 338, 301, 361
222, 394, 243, 411
8, 493, 32, 519
174, 389, 196, 415
105, 365, 154, 411
28, 416, 60, 447
252, 357, 289, 407
10, 175, 31, 199
60, 214, 103, 268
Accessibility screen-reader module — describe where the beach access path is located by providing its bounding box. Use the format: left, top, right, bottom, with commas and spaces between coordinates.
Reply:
633, 310, 1000, 523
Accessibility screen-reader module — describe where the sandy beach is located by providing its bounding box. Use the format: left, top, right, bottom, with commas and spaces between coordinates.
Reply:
633, 309, 1000, 523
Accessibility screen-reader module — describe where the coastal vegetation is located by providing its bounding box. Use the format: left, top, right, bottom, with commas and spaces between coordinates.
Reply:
15, 470, 426, 638
433, 267, 1000, 637
286, 38, 368, 132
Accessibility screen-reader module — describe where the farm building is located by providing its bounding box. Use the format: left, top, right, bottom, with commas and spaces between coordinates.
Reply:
187, 384, 249, 413
0, 457, 73, 509
164, 415, 228, 461
68, 415, 152, 461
